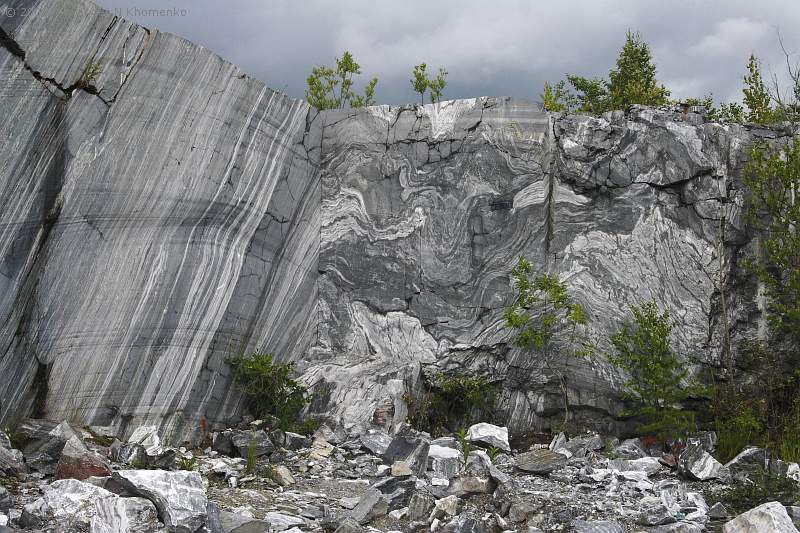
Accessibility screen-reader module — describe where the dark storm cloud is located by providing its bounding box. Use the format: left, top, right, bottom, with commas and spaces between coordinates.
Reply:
95, 0, 800, 106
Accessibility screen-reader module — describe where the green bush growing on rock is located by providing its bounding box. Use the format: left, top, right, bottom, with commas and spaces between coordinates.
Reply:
245, 442, 257, 474
456, 427, 471, 469
742, 54, 780, 124
77, 59, 102, 89
540, 80, 569, 112
707, 469, 800, 515
227, 352, 311, 433
743, 137, 800, 338
541, 30, 669, 114
177, 456, 198, 471
410, 63, 448, 104
404, 373, 497, 436
305, 51, 378, 110
710, 137, 800, 462
504, 256, 592, 427
607, 301, 704, 443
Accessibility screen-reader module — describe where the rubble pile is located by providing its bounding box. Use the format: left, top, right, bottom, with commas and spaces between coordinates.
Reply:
0, 419, 798, 532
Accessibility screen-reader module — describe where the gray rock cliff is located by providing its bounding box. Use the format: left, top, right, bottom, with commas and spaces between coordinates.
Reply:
0, 0, 788, 442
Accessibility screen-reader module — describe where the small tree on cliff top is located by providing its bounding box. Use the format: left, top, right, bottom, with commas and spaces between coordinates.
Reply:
305, 51, 377, 110
541, 30, 669, 114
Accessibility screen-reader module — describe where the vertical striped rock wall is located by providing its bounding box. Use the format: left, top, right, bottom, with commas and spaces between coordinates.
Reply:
1, 0, 787, 442
0, 0, 319, 442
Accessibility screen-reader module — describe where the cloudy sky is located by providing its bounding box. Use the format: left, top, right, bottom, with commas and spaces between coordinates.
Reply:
94, 0, 800, 106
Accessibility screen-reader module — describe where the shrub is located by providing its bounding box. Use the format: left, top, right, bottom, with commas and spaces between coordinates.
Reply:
305, 51, 377, 110
504, 256, 593, 426
227, 352, 311, 432
607, 301, 704, 442
707, 469, 800, 515
178, 456, 198, 471
405, 373, 497, 436
540, 81, 569, 112
411, 63, 448, 104
543, 30, 669, 115
456, 427, 471, 469
715, 403, 763, 464
244, 442, 257, 474
710, 136, 800, 462
486, 446, 501, 463
78, 60, 102, 89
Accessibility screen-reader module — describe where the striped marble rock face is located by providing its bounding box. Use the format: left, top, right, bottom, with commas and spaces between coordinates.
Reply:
309, 101, 776, 436
0, 0, 319, 442
0, 0, 782, 443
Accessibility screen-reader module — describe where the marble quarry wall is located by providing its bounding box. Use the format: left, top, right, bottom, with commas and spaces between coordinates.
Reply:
0, 0, 787, 443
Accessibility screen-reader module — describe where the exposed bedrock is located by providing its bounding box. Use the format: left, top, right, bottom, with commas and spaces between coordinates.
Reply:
307, 100, 787, 437
0, 0, 320, 442
0, 0, 789, 443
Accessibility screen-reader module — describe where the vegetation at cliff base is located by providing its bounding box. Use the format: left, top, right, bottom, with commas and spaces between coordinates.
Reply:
404, 373, 497, 436
607, 301, 704, 442
712, 134, 800, 462
226, 351, 312, 433
504, 256, 593, 428
708, 469, 800, 515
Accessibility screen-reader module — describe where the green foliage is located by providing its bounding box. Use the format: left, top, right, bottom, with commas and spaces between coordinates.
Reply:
245, 442, 257, 474
305, 51, 378, 110
455, 427, 471, 469
715, 403, 764, 464
227, 352, 311, 432
291, 418, 322, 437
713, 343, 800, 463
565, 75, 610, 115
78, 60, 102, 88
606, 30, 670, 110
709, 137, 800, 463
411, 63, 429, 104
504, 256, 592, 426
608, 301, 703, 442
405, 373, 497, 436
486, 446, 501, 463
743, 54, 778, 124
540, 80, 569, 112
743, 138, 800, 337
504, 256, 590, 356
410, 63, 448, 104
178, 456, 198, 471
711, 102, 746, 123
708, 469, 800, 515
543, 30, 668, 115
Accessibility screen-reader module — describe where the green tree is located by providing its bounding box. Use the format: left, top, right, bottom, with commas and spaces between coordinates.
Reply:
410, 63, 448, 104
227, 352, 312, 432
607, 30, 670, 110
544, 30, 669, 115
429, 67, 448, 103
540, 80, 569, 112
743, 54, 777, 124
608, 301, 702, 442
305, 51, 378, 110
566, 75, 610, 114
504, 256, 591, 426
743, 138, 800, 337
411, 63, 429, 104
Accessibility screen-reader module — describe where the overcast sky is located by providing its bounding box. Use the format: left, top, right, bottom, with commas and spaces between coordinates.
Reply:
94, 0, 800, 106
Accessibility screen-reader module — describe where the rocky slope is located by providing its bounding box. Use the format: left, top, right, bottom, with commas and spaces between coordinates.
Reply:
1, 419, 799, 532
0, 0, 793, 443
